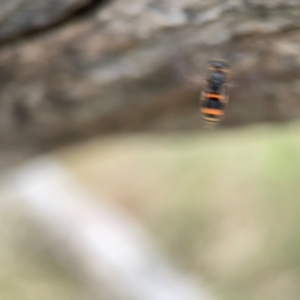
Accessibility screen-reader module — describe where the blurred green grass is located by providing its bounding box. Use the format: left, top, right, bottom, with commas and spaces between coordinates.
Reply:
56, 123, 300, 300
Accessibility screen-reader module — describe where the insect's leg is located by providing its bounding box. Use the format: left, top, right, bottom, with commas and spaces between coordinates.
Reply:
223, 83, 231, 101
182, 73, 204, 86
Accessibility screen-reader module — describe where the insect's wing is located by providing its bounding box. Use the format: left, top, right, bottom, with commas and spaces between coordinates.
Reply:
171, 52, 211, 88
222, 84, 230, 104
199, 78, 209, 105
172, 54, 201, 86
226, 80, 238, 89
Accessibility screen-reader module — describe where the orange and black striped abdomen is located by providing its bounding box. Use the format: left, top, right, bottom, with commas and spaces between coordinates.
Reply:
200, 95, 225, 129
205, 93, 225, 101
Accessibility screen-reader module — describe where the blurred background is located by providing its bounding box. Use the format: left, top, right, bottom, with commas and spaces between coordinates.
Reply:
1, 0, 300, 299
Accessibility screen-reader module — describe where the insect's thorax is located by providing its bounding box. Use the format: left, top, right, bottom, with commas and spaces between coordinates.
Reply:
207, 71, 226, 93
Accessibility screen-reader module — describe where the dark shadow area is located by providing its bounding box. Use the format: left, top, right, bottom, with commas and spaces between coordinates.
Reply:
0, 0, 111, 47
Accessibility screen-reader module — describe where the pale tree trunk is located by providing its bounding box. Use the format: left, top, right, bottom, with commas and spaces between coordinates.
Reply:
4, 156, 216, 300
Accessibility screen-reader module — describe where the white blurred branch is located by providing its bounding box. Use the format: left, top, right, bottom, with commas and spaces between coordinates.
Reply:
4, 156, 215, 300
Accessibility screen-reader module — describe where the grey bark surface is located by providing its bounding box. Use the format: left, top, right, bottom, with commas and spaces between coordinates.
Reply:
0, 0, 92, 40
0, 0, 300, 165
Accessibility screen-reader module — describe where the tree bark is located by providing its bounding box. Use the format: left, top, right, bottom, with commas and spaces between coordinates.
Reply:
0, 0, 300, 164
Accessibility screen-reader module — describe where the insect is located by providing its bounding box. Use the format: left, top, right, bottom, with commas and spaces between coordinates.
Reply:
199, 60, 231, 129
